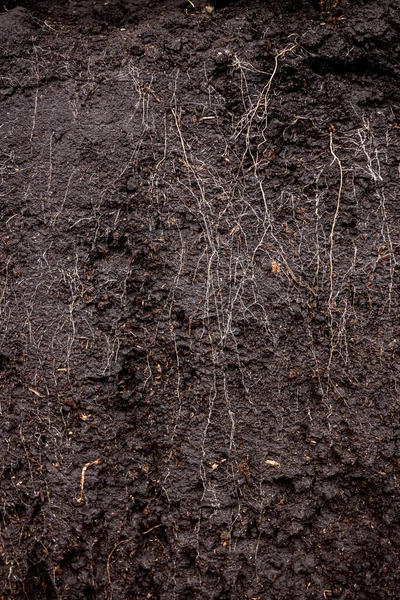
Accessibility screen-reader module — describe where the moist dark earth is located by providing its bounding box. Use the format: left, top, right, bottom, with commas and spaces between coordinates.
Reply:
0, 0, 399, 598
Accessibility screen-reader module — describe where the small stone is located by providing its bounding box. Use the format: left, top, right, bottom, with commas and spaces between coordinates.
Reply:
214, 49, 232, 66
127, 177, 135, 192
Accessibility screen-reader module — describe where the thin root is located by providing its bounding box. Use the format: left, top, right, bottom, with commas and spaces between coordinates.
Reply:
76, 458, 103, 505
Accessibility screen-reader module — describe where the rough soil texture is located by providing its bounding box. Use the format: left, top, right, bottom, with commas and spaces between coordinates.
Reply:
0, 0, 399, 598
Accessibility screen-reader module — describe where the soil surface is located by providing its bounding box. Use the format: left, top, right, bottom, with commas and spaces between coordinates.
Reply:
0, 0, 399, 598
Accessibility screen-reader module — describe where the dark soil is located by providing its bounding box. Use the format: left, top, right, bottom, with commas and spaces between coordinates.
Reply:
0, 0, 399, 598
